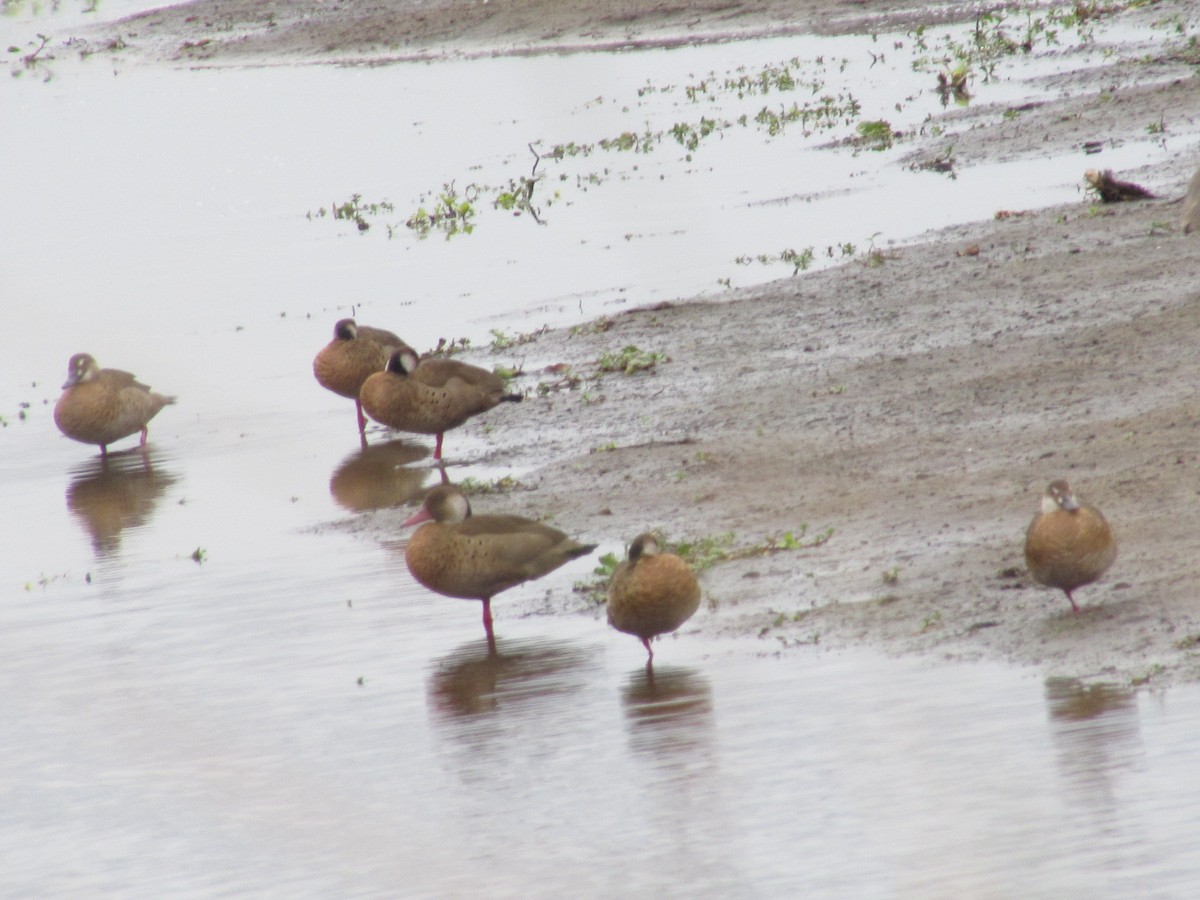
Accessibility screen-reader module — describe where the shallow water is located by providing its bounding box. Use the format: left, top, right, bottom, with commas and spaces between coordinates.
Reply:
6, 600, 1200, 896
3, 4, 1200, 896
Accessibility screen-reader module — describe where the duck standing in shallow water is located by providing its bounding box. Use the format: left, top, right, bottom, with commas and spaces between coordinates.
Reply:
403, 484, 597, 643
1024, 479, 1117, 613
313, 318, 413, 437
360, 349, 521, 461
53, 353, 175, 458
607, 533, 701, 661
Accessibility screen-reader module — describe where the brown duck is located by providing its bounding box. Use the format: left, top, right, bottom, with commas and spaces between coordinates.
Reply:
53, 353, 175, 457
1182, 164, 1200, 235
607, 533, 701, 660
360, 349, 521, 460
313, 318, 413, 435
403, 484, 597, 642
1024, 479, 1117, 613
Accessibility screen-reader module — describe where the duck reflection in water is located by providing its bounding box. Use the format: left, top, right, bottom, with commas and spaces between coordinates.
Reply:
428, 637, 595, 719
328, 438, 435, 512
65, 451, 177, 556
621, 665, 714, 771
1044, 677, 1142, 822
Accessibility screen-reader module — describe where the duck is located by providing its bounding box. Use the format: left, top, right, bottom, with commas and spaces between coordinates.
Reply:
53, 353, 175, 457
607, 533, 701, 660
1182, 164, 1200, 235
360, 348, 521, 460
313, 318, 413, 436
403, 484, 597, 642
1024, 479, 1117, 613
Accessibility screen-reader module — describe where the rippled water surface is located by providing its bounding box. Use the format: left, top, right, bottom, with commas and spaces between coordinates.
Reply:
3, 3, 1200, 896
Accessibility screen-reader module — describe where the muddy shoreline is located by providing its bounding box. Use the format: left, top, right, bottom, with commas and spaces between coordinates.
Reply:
93, 0, 1200, 688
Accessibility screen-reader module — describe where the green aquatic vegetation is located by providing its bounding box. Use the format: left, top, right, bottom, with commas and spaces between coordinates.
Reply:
24, 571, 69, 591
492, 364, 524, 382
666, 532, 735, 572
855, 119, 895, 150
457, 475, 522, 495
723, 62, 801, 97
430, 336, 472, 356
754, 93, 862, 137
489, 326, 548, 351
307, 193, 395, 232
908, 2, 1118, 88
596, 345, 667, 375
1131, 663, 1166, 686
599, 128, 659, 153
575, 526, 832, 606
493, 147, 553, 223
669, 116, 722, 151
406, 182, 477, 239
535, 365, 583, 396
735, 247, 815, 274
912, 144, 956, 176
548, 141, 597, 159
569, 316, 615, 336
573, 551, 622, 604
672, 525, 833, 572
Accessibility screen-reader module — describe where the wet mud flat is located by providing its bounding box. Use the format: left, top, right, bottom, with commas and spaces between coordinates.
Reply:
489, 189, 1200, 690
90, 0, 1200, 688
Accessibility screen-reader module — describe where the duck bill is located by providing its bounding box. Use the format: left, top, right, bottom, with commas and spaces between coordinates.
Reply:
403, 508, 432, 527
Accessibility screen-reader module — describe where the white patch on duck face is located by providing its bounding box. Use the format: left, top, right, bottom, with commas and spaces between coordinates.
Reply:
1042, 483, 1079, 514
399, 348, 420, 374
444, 490, 471, 523
629, 534, 660, 561
65, 354, 95, 386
